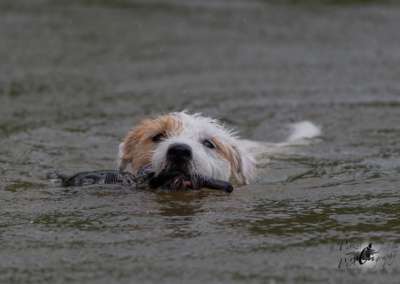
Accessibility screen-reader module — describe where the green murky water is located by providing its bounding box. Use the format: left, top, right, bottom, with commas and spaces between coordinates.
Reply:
1, 0, 400, 283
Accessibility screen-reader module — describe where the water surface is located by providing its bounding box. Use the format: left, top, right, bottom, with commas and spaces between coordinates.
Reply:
1, 0, 400, 283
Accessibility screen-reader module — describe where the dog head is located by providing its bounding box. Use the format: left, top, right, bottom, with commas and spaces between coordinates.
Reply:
118, 112, 255, 187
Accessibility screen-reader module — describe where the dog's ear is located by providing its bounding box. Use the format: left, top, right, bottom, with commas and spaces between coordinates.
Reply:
118, 142, 128, 171
118, 127, 144, 172
231, 145, 256, 185
118, 122, 155, 173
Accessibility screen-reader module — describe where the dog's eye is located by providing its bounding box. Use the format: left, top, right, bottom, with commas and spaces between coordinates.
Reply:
202, 139, 215, 149
152, 132, 166, 142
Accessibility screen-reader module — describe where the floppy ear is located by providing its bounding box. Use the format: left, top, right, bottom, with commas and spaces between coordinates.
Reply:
118, 123, 155, 173
118, 142, 128, 171
232, 145, 256, 185
118, 127, 144, 172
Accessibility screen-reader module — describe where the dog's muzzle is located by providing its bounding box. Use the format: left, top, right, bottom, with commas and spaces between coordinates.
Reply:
156, 143, 192, 189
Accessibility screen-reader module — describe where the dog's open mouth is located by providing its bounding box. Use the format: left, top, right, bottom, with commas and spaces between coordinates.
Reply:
148, 169, 234, 193
148, 169, 194, 191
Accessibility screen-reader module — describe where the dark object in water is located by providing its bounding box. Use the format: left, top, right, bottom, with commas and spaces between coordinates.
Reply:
148, 170, 183, 189
148, 170, 234, 193
201, 177, 234, 193
49, 169, 234, 193
48, 170, 140, 187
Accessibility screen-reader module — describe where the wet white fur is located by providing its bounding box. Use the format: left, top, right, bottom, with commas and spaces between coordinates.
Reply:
118, 112, 321, 185
150, 112, 255, 184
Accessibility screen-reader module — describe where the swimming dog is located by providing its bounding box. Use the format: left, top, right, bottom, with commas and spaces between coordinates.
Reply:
118, 112, 320, 190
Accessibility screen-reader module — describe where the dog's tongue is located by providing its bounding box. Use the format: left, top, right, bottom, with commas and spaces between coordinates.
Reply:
169, 175, 192, 191
148, 170, 233, 192
148, 171, 191, 190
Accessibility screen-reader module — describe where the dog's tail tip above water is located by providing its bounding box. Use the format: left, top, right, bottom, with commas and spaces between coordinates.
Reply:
286, 121, 321, 144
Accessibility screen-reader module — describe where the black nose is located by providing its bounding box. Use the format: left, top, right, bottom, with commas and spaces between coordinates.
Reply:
167, 143, 192, 162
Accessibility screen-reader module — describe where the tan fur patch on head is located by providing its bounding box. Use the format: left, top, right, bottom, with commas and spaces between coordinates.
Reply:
211, 137, 241, 180
121, 114, 183, 173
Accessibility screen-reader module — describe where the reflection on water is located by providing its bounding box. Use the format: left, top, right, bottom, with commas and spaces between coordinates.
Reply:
1, 0, 400, 283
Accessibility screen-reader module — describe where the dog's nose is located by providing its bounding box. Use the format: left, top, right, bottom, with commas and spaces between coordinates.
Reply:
167, 143, 192, 162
